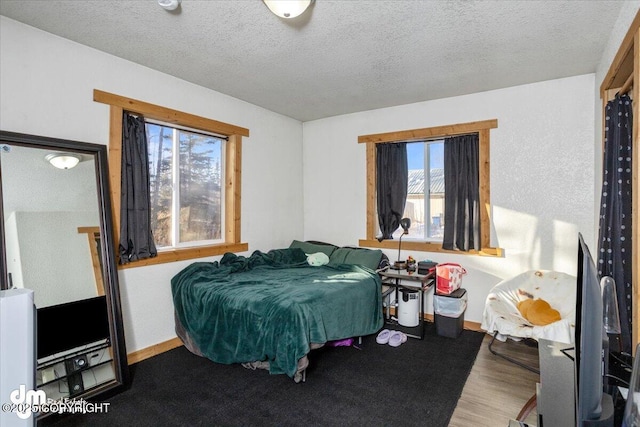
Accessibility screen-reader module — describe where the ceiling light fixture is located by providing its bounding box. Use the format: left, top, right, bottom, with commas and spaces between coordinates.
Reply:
263, 0, 312, 19
158, 0, 181, 11
45, 153, 81, 170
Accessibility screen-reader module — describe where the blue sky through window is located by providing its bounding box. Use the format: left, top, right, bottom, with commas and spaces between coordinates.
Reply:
407, 141, 443, 169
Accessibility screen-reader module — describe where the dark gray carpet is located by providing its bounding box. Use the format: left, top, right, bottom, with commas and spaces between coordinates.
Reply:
40, 323, 484, 427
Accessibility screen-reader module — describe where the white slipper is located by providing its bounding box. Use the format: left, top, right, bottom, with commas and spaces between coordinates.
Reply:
376, 329, 391, 344
388, 331, 407, 347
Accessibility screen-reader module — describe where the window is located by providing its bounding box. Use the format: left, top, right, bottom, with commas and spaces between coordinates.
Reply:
359, 119, 502, 256
94, 89, 249, 268
392, 140, 445, 242
147, 122, 225, 249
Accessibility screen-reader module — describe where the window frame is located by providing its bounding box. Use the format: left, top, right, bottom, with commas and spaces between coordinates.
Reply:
145, 120, 227, 249
358, 119, 503, 257
94, 89, 249, 269
401, 138, 445, 243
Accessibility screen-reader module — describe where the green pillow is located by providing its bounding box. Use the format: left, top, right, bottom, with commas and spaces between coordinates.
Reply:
329, 247, 383, 270
289, 240, 337, 257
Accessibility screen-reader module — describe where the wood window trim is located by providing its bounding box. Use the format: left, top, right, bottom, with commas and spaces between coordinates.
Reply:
77, 226, 105, 295
93, 89, 248, 269
599, 10, 640, 352
357, 119, 503, 257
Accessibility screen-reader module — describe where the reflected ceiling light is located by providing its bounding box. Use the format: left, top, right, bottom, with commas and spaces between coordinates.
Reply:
45, 153, 81, 170
158, 0, 181, 11
263, 0, 312, 19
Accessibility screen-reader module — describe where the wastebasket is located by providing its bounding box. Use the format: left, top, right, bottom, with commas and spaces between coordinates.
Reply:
434, 288, 467, 338
398, 288, 420, 327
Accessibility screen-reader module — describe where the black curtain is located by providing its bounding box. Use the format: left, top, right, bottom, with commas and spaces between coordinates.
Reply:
442, 134, 480, 251
120, 112, 157, 264
597, 93, 633, 353
376, 143, 408, 240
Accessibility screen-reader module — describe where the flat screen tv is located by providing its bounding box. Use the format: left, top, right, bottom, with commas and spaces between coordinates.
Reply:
575, 233, 613, 426
37, 295, 110, 360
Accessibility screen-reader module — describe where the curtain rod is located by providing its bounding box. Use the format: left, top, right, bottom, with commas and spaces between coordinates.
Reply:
619, 73, 633, 96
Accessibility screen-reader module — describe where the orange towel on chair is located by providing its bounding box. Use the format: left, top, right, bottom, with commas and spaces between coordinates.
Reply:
517, 298, 561, 326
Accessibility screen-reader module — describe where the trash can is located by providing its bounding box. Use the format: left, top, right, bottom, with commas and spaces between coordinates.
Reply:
398, 288, 420, 327
434, 288, 467, 338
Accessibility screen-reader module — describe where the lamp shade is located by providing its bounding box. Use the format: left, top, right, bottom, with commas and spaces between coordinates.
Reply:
263, 0, 312, 18
400, 217, 411, 233
45, 153, 80, 170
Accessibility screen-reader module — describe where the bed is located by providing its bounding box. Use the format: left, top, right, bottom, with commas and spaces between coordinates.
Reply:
171, 241, 385, 382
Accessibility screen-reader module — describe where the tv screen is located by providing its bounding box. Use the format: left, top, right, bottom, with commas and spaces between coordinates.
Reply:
37, 295, 110, 360
575, 233, 613, 426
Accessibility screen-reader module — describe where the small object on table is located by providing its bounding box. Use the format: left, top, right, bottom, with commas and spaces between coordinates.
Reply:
406, 256, 416, 272
418, 260, 438, 275
392, 261, 407, 270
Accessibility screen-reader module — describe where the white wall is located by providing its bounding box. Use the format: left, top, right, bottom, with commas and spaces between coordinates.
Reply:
6, 211, 99, 308
4, 213, 23, 292
303, 74, 596, 323
0, 17, 304, 353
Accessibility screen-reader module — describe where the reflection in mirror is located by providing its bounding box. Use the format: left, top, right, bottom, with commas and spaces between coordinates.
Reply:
1, 145, 101, 307
0, 131, 129, 422
36, 296, 114, 401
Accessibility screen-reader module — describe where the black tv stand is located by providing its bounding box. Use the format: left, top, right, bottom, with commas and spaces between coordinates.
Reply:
581, 393, 614, 426
537, 338, 614, 427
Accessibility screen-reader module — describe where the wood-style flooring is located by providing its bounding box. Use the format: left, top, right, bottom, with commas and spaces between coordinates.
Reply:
449, 334, 540, 426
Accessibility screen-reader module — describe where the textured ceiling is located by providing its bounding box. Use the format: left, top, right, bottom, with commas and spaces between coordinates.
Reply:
0, 0, 628, 122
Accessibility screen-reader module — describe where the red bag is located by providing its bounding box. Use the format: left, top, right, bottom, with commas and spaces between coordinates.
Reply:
436, 263, 467, 295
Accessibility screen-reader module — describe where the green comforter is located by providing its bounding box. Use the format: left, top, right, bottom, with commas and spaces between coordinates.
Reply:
171, 248, 383, 378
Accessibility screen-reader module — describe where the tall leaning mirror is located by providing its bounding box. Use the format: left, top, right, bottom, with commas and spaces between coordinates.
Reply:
0, 131, 129, 420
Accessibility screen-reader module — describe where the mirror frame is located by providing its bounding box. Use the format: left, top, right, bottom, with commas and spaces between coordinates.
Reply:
0, 130, 129, 405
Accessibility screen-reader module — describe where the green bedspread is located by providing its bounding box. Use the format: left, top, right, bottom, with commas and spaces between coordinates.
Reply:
171, 248, 383, 378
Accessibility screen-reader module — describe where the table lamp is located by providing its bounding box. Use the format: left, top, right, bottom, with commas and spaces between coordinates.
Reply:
392, 217, 411, 270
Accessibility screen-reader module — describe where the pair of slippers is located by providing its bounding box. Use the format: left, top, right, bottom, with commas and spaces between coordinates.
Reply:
376, 329, 407, 347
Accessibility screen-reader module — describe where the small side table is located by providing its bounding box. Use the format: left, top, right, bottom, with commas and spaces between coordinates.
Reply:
379, 268, 435, 339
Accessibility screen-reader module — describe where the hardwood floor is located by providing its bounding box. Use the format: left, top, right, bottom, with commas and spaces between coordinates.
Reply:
449, 334, 540, 426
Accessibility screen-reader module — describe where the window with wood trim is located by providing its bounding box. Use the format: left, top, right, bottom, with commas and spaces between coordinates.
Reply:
399, 139, 445, 242
358, 119, 502, 256
93, 89, 249, 268
146, 121, 225, 249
